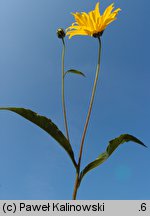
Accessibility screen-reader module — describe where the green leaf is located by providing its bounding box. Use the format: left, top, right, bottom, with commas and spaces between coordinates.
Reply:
79, 152, 108, 185
0, 107, 77, 168
106, 134, 147, 156
64, 69, 85, 77
79, 134, 146, 185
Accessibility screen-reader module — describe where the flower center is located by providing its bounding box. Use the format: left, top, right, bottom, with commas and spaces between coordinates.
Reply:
93, 31, 104, 38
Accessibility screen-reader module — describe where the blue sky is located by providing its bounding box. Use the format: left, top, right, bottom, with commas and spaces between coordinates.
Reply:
0, 0, 149, 200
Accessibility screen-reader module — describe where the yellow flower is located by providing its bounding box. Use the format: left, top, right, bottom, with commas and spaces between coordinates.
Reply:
66, 2, 121, 39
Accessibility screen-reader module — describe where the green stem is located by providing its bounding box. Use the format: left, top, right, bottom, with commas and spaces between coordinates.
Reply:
72, 37, 102, 200
61, 38, 70, 142
72, 172, 79, 200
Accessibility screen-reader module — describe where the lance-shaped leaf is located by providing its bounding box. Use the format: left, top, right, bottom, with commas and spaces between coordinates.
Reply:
0, 107, 77, 168
106, 134, 147, 156
64, 69, 85, 77
79, 152, 108, 186
79, 134, 147, 185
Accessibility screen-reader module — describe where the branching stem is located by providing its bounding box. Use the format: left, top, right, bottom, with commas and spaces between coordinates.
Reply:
72, 37, 102, 200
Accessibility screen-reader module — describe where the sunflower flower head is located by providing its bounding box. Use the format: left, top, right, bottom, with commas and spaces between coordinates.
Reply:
66, 2, 121, 39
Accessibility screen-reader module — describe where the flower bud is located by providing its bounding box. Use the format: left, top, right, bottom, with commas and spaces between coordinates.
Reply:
57, 28, 66, 39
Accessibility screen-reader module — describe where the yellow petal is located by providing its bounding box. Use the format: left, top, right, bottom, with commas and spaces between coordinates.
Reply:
89, 11, 96, 29
66, 29, 89, 38
81, 12, 89, 26
102, 3, 114, 20
72, 13, 85, 26
95, 2, 101, 18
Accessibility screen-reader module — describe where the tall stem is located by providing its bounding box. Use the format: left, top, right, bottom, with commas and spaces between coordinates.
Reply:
61, 38, 70, 142
72, 37, 102, 200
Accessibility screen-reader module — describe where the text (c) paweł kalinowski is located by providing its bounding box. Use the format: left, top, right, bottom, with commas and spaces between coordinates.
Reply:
19, 202, 105, 212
